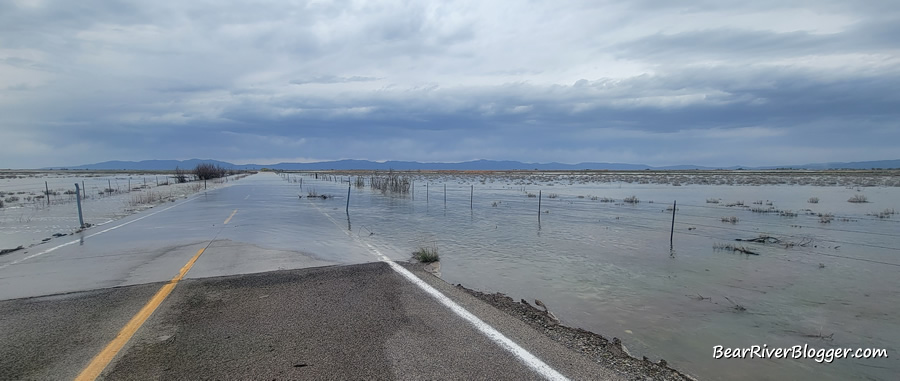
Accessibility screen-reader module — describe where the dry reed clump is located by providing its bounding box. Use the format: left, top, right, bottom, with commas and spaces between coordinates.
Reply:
599, 197, 614, 202
369, 170, 411, 194
127, 191, 162, 206
713, 243, 757, 255
721, 216, 739, 224
819, 213, 834, 223
848, 194, 868, 203
868, 208, 897, 219
547, 193, 559, 199
174, 166, 188, 183
808, 197, 819, 204
413, 245, 439, 263
623, 195, 639, 204
706, 198, 720, 204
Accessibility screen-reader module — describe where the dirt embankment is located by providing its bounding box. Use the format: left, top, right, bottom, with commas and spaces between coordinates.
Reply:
454, 284, 696, 381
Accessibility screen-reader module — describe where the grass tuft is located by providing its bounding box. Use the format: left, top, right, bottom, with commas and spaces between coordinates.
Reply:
413, 245, 440, 263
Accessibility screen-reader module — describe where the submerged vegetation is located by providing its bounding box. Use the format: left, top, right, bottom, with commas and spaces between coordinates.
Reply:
721, 216, 739, 224
413, 245, 440, 263
848, 194, 869, 203
868, 208, 897, 219
369, 170, 411, 194
713, 243, 757, 255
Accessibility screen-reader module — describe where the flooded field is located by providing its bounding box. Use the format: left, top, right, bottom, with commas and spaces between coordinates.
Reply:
292, 170, 899, 381
0, 171, 242, 250
2, 169, 896, 380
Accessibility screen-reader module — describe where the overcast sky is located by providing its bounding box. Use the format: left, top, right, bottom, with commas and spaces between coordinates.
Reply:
2, 0, 898, 168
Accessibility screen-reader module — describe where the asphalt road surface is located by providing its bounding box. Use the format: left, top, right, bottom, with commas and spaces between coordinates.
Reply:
0, 173, 622, 380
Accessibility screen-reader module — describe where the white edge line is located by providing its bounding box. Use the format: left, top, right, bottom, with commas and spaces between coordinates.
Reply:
308, 200, 569, 381
384, 251, 569, 381
0, 197, 197, 270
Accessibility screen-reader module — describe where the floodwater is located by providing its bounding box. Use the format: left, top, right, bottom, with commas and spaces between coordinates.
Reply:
0, 171, 233, 249
2, 170, 897, 380
296, 171, 899, 381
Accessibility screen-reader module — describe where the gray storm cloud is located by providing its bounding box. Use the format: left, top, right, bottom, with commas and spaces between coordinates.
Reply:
0, 0, 898, 167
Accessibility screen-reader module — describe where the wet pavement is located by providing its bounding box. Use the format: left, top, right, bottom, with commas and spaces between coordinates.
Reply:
0, 173, 371, 301
0, 173, 617, 380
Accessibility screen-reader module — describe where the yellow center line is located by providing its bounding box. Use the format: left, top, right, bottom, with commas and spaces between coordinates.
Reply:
76, 207, 236, 380
223, 209, 237, 224
75, 247, 206, 381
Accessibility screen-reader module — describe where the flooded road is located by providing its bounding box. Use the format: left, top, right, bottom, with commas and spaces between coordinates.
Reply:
1, 171, 897, 380
0, 172, 628, 380
0, 173, 380, 301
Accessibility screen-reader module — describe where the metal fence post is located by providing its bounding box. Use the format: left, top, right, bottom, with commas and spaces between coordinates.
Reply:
75, 183, 85, 228
538, 190, 542, 222
670, 200, 677, 245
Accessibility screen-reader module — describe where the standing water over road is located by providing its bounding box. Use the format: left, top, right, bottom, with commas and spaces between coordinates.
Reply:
0, 171, 237, 250
290, 171, 899, 381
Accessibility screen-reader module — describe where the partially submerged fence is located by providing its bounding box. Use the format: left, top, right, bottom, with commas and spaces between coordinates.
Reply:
287, 172, 900, 269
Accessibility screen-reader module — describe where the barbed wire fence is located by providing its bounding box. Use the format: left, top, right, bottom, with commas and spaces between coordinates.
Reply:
288, 172, 900, 268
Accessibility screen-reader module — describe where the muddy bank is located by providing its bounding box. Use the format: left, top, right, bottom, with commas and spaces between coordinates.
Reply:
451, 281, 695, 380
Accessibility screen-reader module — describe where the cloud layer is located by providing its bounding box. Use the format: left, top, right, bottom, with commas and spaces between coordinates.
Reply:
1, 0, 898, 168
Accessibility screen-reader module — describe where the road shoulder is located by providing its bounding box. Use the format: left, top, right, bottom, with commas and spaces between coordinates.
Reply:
399, 262, 695, 381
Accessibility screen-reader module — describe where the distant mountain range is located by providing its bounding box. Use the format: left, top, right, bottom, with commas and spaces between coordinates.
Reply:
50, 158, 900, 171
